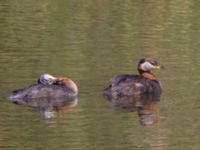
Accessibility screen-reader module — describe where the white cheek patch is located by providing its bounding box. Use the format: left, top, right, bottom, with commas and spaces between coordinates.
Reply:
39, 74, 56, 85
140, 62, 154, 71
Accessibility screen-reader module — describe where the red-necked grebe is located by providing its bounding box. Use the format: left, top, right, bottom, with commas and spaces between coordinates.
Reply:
104, 58, 162, 100
9, 74, 78, 100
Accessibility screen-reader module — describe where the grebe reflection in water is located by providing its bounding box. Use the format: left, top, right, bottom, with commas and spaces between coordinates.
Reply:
107, 94, 160, 125
13, 96, 78, 119
104, 58, 163, 125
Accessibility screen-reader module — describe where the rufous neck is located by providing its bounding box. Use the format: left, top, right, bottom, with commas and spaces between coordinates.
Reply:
138, 69, 157, 80
56, 77, 78, 94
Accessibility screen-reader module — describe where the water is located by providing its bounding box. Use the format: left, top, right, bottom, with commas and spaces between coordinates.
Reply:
0, 0, 200, 150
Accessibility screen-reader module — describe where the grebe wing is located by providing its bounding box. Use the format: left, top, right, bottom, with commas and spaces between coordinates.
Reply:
109, 74, 142, 85
9, 84, 76, 100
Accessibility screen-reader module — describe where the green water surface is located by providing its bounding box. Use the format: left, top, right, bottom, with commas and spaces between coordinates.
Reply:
0, 0, 199, 150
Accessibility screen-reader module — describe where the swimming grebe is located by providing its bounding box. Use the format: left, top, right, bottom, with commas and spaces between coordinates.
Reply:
104, 58, 162, 100
9, 74, 78, 100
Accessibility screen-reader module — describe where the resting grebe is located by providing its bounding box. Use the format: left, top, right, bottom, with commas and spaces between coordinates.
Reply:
9, 74, 78, 100
104, 58, 162, 100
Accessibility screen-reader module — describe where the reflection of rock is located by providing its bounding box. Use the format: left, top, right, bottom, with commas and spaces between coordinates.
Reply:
104, 94, 160, 126
9, 95, 78, 119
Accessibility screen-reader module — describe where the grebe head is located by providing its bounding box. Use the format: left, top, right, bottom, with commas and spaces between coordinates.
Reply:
138, 58, 161, 72
38, 74, 56, 85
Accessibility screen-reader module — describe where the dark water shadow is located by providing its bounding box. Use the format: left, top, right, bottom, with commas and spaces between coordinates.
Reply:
9, 96, 78, 119
105, 94, 160, 126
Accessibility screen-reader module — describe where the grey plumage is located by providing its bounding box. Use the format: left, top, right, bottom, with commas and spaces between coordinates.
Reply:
104, 74, 162, 100
9, 84, 77, 101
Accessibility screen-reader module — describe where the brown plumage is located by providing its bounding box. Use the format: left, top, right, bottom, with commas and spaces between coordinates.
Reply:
55, 77, 78, 93
9, 75, 78, 101
104, 58, 162, 100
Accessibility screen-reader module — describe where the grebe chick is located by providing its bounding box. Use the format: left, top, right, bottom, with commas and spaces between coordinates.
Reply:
104, 58, 162, 100
9, 74, 78, 100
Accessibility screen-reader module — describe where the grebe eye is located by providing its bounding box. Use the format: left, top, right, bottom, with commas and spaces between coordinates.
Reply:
150, 61, 157, 66
13, 90, 19, 94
